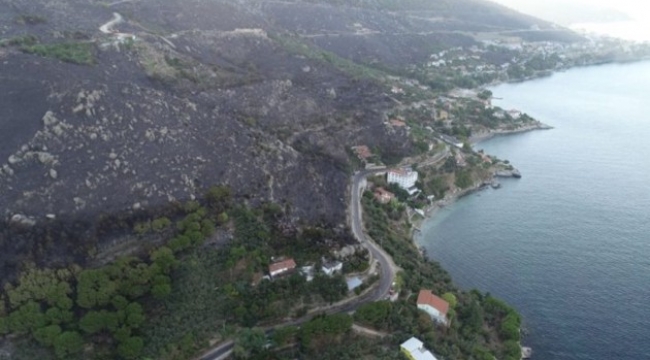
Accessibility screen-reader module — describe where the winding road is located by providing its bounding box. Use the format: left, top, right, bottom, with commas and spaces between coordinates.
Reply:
196, 168, 396, 360
196, 148, 453, 359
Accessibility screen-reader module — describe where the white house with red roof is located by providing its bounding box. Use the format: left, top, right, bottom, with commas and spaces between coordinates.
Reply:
417, 290, 450, 326
269, 258, 297, 277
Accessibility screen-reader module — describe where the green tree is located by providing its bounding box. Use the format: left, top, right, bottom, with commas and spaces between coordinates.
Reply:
151, 275, 172, 299
8, 301, 46, 334
441, 293, 458, 308
53, 331, 84, 359
33, 324, 62, 346
45, 307, 74, 325
124, 302, 145, 328
151, 217, 172, 232
76, 269, 116, 309
149, 247, 178, 274
217, 211, 229, 225
233, 327, 267, 359
354, 301, 392, 329
117, 336, 144, 359
454, 170, 473, 189
79, 311, 105, 334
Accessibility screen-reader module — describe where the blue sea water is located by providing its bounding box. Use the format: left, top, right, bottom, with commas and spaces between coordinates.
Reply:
416, 61, 650, 360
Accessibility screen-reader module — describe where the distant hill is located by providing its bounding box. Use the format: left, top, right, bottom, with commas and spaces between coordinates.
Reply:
489, 0, 631, 26
0, 0, 582, 279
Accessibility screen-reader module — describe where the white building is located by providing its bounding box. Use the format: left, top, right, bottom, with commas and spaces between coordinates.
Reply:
387, 169, 418, 195
400, 337, 438, 360
417, 290, 450, 326
322, 260, 343, 276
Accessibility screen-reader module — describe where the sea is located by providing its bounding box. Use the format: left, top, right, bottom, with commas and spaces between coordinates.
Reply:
416, 60, 650, 360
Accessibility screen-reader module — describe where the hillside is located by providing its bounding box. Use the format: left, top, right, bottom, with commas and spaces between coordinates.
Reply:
0, 0, 583, 280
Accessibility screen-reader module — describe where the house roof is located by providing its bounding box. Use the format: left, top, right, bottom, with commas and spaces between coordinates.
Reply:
390, 119, 406, 127
353, 145, 372, 160
269, 258, 296, 273
401, 337, 438, 360
388, 168, 416, 177
375, 187, 395, 197
417, 290, 449, 316
322, 260, 342, 270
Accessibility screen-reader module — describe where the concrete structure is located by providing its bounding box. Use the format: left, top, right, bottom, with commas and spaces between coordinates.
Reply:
438, 134, 463, 148
417, 290, 450, 326
322, 260, 343, 276
269, 258, 296, 277
508, 109, 522, 119
400, 337, 438, 360
300, 265, 315, 282
387, 169, 418, 195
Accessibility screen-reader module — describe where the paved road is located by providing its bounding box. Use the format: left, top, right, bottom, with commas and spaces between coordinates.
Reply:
196, 167, 396, 360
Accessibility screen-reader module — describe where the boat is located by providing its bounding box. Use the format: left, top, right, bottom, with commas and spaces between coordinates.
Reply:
521, 346, 533, 359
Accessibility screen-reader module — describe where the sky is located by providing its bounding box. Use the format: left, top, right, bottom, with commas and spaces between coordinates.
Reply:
491, 0, 650, 20
491, 0, 650, 41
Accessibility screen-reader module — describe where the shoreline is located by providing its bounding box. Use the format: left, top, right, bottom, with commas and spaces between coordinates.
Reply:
469, 122, 553, 145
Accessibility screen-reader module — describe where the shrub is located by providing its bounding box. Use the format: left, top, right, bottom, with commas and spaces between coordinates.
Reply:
21, 42, 96, 65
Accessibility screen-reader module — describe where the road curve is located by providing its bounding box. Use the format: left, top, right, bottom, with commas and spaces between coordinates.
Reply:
196, 168, 396, 360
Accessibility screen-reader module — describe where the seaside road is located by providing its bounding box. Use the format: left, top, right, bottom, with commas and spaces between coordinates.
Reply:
196, 167, 396, 360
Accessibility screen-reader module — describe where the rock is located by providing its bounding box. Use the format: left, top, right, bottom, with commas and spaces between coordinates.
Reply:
8, 155, 22, 165
109, 152, 118, 160
37, 152, 55, 165
52, 124, 65, 136
73, 197, 86, 209
72, 104, 84, 113
2, 165, 14, 176
42, 111, 58, 126
49, 169, 58, 179
132, 202, 141, 210
10, 214, 36, 227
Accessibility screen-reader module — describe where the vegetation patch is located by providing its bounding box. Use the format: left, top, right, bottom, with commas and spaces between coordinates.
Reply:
15, 15, 47, 25
20, 42, 95, 65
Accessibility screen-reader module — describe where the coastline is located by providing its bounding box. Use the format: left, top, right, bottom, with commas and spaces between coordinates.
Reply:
411, 120, 543, 238
469, 121, 553, 144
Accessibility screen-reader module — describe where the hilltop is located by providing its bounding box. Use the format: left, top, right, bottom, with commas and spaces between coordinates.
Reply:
0, 0, 632, 280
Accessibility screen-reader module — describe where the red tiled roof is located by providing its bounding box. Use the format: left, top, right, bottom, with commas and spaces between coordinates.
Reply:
390, 119, 406, 127
417, 290, 449, 316
388, 168, 409, 176
269, 258, 296, 274
353, 145, 372, 160
375, 187, 394, 197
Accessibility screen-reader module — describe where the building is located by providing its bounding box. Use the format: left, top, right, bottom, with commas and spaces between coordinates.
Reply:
390, 119, 407, 127
417, 290, 450, 326
374, 187, 395, 204
352, 145, 372, 161
269, 258, 297, 277
387, 169, 418, 195
300, 265, 315, 282
321, 260, 343, 276
400, 337, 438, 360
438, 134, 463, 148
508, 109, 522, 119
